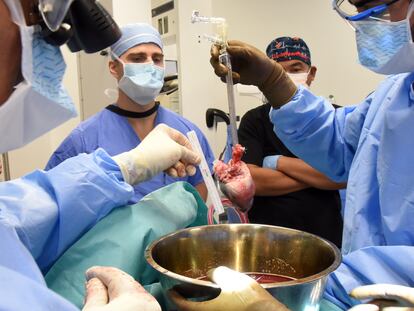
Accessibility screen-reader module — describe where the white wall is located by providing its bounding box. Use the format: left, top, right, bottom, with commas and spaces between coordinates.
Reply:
113, 0, 151, 25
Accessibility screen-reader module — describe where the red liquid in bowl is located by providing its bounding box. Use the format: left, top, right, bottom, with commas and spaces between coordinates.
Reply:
197, 272, 295, 284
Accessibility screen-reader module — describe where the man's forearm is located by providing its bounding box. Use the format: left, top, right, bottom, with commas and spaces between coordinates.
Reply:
277, 156, 346, 190
248, 164, 308, 196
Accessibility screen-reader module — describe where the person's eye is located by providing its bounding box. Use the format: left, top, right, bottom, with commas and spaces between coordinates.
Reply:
131, 56, 146, 63
153, 57, 164, 64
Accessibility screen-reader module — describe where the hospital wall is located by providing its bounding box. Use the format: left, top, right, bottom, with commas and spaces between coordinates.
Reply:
6, 0, 384, 179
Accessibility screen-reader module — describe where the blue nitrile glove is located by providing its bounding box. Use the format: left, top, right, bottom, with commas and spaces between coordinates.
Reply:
262, 155, 281, 170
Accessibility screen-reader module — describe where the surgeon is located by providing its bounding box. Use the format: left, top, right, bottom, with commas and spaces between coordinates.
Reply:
46, 23, 214, 203
210, 0, 414, 309
0, 0, 201, 310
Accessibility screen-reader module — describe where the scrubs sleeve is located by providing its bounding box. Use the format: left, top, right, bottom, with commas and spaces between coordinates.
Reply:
324, 246, 414, 309
188, 128, 215, 186
0, 148, 133, 272
270, 86, 372, 182
45, 128, 86, 170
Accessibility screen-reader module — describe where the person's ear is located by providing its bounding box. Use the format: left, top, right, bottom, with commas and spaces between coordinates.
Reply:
108, 59, 123, 81
306, 66, 317, 87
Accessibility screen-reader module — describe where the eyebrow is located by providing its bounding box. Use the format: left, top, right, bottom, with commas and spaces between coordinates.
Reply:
288, 61, 308, 68
128, 52, 164, 57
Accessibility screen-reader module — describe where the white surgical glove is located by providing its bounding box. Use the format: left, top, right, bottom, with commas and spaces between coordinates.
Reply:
348, 284, 414, 311
113, 124, 201, 185
82, 266, 161, 311
169, 266, 291, 311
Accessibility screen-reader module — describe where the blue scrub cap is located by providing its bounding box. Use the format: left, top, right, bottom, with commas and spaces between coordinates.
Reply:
110, 23, 163, 58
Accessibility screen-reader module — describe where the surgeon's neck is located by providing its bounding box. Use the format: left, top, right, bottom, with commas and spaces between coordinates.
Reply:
116, 89, 157, 140
116, 90, 156, 113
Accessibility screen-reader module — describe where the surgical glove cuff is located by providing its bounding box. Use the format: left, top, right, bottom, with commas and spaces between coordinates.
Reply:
259, 62, 297, 108
112, 151, 150, 185
263, 155, 281, 170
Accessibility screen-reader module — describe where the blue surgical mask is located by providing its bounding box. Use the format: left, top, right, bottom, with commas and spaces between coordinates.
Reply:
352, 2, 414, 75
117, 59, 165, 105
31, 34, 74, 109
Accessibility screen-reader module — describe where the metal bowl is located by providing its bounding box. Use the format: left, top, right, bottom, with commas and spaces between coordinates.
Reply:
145, 224, 341, 310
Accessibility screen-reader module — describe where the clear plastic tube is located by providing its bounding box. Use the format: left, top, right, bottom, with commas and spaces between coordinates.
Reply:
191, 11, 239, 146
220, 53, 239, 145
202, 34, 225, 46
191, 10, 226, 24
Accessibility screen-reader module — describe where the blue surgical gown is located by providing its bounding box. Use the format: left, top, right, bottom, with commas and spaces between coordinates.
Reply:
270, 74, 414, 309
0, 149, 133, 310
46, 106, 215, 203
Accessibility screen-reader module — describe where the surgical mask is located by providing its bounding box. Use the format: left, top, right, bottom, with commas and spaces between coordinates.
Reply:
0, 1, 76, 153
287, 72, 310, 88
117, 58, 165, 106
351, 2, 414, 75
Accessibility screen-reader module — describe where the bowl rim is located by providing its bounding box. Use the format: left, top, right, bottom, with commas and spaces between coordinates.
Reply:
145, 224, 342, 288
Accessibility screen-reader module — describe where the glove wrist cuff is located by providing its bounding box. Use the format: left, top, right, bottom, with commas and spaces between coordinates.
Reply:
112, 152, 148, 185
259, 63, 297, 108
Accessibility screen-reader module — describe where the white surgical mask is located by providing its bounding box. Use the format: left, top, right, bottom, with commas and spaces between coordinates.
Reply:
116, 56, 165, 106
352, 1, 414, 75
287, 72, 310, 88
0, 0, 77, 153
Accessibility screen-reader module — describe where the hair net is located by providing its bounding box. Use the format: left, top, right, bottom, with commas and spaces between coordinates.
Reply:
110, 23, 163, 58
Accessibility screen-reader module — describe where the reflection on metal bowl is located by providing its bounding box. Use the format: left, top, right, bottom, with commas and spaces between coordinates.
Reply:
145, 224, 341, 311
197, 272, 296, 284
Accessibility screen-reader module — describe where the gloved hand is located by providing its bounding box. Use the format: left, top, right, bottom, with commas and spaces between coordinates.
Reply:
113, 124, 201, 185
169, 266, 291, 311
348, 284, 414, 311
263, 155, 282, 170
210, 40, 297, 107
82, 266, 161, 311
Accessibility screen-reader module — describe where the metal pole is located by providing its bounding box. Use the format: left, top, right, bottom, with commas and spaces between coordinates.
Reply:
1, 153, 11, 181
